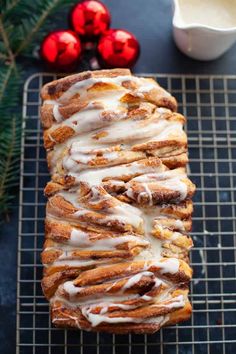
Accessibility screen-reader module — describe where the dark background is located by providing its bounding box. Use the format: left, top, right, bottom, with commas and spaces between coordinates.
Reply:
1, 0, 236, 353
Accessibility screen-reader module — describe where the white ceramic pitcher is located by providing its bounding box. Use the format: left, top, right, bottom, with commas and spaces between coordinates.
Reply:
172, 0, 236, 60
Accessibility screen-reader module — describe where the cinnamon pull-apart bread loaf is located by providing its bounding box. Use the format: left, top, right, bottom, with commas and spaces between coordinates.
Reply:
40, 69, 195, 334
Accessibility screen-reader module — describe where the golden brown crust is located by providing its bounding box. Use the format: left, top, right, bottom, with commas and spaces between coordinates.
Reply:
41, 69, 131, 100
40, 69, 195, 334
72, 259, 192, 287
50, 295, 192, 334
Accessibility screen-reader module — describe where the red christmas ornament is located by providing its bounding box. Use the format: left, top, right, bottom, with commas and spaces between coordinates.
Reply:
70, 0, 111, 39
40, 30, 81, 71
97, 29, 140, 68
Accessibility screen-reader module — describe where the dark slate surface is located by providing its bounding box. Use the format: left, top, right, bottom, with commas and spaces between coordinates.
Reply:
1, 0, 236, 353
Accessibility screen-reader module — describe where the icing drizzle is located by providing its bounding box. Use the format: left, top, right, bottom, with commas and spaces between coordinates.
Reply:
42, 72, 193, 330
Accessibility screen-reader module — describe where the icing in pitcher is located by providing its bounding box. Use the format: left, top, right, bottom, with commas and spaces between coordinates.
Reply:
172, 0, 236, 60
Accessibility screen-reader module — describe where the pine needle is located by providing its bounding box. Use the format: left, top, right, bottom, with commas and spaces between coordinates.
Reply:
0, 64, 21, 114
0, 16, 16, 65
0, 1, 74, 221
0, 63, 15, 104
15, 0, 69, 55
0, 117, 21, 221
1, 0, 21, 15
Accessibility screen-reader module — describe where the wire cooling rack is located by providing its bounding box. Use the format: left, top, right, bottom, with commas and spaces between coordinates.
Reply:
17, 73, 236, 354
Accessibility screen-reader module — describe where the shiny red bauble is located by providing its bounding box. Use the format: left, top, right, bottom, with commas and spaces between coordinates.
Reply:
40, 30, 81, 71
70, 0, 111, 39
97, 29, 140, 68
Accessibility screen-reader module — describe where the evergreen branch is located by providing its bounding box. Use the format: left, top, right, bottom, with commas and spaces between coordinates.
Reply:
14, 0, 63, 55
0, 63, 14, 104
0, 16, 16, 66
0, 0, 76, 223
6, 0, 21, 12
0, 66, 21, 118
1, 0, 21, 16
0, 117, 21, 219
0, 52, 7, 60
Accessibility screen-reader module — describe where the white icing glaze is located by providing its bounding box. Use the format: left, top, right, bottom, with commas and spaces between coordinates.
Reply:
44, 73, 192, 329
122, 271, 153, 290
153, 294, 185, 310
58, 75, 130, 102
138, 183, 153, 206
61, 282, 139, 304
135, 82, 158, 94
81, 309, 136, 326
108, 203, 142, 229
143, 315, 167, 324
68, 160, 153, 184
64, 145, 121, 171
80, 306, 169, 327
52, 258, 100, 267
53, 189, 143, 234
136, 236, 162, 261
63, 280, 82, 296
70, 228, 91, 247
52, 313, 81, 328
57, 100, 126, 134
53, 104, 63, 122
151, 258, 180, 274
69, 229, 149, 250
129, 169, 188, 202
174, 219, 185, 231
92, 118, 180, 145
57, 75, 166, 104
44, 99, 57, 105
178, 0, 236, 29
